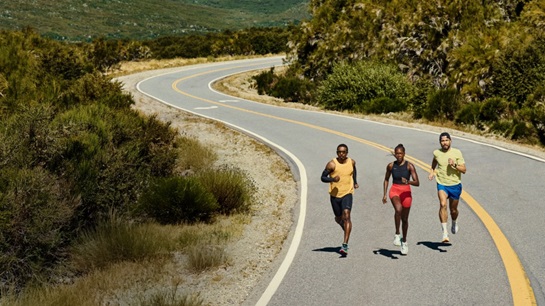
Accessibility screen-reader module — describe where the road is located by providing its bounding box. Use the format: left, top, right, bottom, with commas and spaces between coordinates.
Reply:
130, 57, 543, 305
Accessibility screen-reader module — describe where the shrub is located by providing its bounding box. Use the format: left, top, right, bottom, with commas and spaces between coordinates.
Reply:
489, 36, 545, 106
423, 88, 461, 121
196, 168, 254, 215
252, 68, 275, 95
479, 97, 511, 122
0, 167, 77, 292
455, 102, 482, 127
317, 61, 413, 112
365, 97, 407, 114
138, 177, 219, 225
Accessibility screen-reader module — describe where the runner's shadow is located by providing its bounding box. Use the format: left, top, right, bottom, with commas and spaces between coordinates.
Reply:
417, 241, 451, 252
312, 247, 339, 253
313, 246, 347, 258
372, 248, 400, 259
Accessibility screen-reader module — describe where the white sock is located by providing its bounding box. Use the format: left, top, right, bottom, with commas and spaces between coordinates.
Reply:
441, 223, 448, 233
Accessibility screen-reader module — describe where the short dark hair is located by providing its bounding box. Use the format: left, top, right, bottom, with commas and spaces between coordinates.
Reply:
394, 143, 405, 152
337, 144, 348, 152
439, 132, 451, 141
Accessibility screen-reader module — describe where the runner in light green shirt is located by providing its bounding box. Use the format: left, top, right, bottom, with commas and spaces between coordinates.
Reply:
428, 132, 467, 243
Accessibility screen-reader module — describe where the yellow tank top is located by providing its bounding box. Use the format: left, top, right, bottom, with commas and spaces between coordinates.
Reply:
329, 157, 354, 198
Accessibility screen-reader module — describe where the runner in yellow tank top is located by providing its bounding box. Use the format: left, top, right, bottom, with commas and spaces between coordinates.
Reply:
321, 144, 359, 256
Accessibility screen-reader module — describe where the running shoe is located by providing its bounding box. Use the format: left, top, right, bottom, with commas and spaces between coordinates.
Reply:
400, 240, 408, 255
451, 222, 459, 234
442, 232, 450, 243
340, 243, 348, 256
393, 234, 401, 246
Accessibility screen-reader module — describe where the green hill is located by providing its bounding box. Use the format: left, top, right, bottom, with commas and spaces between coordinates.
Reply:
0, 0, 310, 41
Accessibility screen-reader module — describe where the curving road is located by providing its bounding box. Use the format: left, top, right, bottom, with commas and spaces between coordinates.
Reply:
125, 57, 543, 305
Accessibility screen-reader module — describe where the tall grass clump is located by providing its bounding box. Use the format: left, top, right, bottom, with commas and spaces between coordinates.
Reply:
137, 177, 219, 225
175, 136, 217, 174
186, 245, 230, 272
196, 167, 255, 215
140, 288, 203, 306
70, 214, 170, 273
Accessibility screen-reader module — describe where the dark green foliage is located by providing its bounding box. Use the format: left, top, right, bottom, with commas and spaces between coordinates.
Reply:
138, 177, 219, 225
144, 27, 290, 59
488, 37, 545, 106
423, 88, 461, 121
49, 104, 178, 229
252, 67, 315, 103
197, 168, 255, 215
408, 78, 435, 119
253, 68, 276, 95
479, 97, 511, 122
0, 30, 180, 291
520, 85, 545, 144
365, 97, 407, 114
455, 102, 482, 127
60, 73, 134, 109
318, 61, 412, 113
0, 167, 77, 290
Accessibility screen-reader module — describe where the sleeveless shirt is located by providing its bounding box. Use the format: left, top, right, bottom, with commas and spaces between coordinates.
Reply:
392, 161, 410, 185
329, 157, 354, 198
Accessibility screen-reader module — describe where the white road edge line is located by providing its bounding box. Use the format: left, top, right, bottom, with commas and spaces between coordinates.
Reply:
137, 75, 308, 305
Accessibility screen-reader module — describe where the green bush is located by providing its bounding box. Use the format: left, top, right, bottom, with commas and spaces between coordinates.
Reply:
408, 77, 434, 119
317, 61, 413, 112
252, 68, 315, 103
423, 88, 461, 121
455, 102, 482, 127
521, 86, 545, 145
196, 168, 254, 215
489, 37, 545, 106
365, 97, 407, 114
252, 68, 275, 95
479, 97, 511, 122
49, 104, 179, 229
0, 167, 76, 291
138, 177, 219, 225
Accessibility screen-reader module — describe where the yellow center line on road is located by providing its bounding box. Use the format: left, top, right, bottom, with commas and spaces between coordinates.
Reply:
170, 66, 536, 306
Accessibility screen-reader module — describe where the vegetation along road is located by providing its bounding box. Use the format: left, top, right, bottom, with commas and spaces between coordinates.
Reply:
134, 56, 543, 305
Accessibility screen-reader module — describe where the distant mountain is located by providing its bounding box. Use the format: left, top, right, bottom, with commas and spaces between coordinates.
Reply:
0, 0, 310, 41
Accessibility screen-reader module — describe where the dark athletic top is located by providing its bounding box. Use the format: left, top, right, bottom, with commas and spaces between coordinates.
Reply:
392, 161, 410, 185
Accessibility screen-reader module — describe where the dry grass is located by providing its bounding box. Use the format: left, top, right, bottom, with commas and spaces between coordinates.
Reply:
2, 215, 249, 306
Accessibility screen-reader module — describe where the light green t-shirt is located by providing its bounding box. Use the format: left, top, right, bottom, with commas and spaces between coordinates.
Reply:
433, 148, 465, 186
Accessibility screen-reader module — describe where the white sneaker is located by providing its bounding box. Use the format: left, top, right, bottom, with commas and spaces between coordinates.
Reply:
400, 240, 408, 255
442, 232, 450, 243
451, 222, 459, 234
393, 234, 401, 246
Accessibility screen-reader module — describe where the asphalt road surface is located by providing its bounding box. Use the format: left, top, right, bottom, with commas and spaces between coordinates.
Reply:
130, 57, 543, 306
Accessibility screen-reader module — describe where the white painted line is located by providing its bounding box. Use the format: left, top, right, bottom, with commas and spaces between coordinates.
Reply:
194, 106, 218, 110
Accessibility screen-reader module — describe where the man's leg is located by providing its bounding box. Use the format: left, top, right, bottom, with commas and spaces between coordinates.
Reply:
342, 209, 351, 244
438, 190, 450, 242
450, 198, 459, 234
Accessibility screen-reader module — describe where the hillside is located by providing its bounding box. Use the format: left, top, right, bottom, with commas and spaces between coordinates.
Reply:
0, 0, 310, 41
